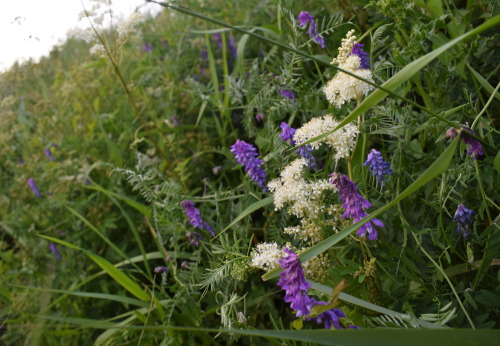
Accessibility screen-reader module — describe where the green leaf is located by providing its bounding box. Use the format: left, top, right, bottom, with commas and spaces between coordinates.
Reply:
263, 139, 459, 281
466, 64, 500, 102
83, 184, 151, 217
86, 253, 150, 301
493, 151, 500, 173
291, 319, 303, 330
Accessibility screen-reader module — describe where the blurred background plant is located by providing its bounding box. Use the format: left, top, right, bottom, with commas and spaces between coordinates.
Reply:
0, 0, 499, 344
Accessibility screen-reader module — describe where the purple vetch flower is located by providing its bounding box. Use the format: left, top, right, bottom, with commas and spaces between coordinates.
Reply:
186, 231, 202, 247
277, 249, 347, 329
154, 266, 169, 274
213, 33, 223, 49
49, 242, 62, 261
363, 149, 392, 183
180, 200, 214, 236
279, 89, 296, 100
280, 122, 297, 144
142, 42, 153, 52
18, 157, 25, 165
329, 173, 384, 240
162, 39, 169, 48
201, 48, 208, 60
44, 148, 55, 161
453, 204, 474, 239
230, 140, 267, 191
350, 43, 370, 69
297, 11, 325, 48
255, 113, 264, 123
28, 178, 41, 198
229, 34, 237, 59
446, 126, 483, 159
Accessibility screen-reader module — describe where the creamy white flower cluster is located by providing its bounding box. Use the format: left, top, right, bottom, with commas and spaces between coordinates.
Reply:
268, 158, 336, 219
284, 219, 323, 244
293, 114, 358, 160
323, 29, 374, 107
250, 242, 329, 281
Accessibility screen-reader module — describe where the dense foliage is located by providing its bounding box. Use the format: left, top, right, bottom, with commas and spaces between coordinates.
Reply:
1, 0, 499, 344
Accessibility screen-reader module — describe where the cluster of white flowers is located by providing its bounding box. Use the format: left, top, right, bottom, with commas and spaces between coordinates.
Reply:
284, 219, 323, 243
117, 12, 144, 42
293, 115, 358, 160
67, 28, 95, 44
250, 242, 285, 270
268, 158, 336, 218
89, 43, 106, 57
323, 29, 374, 107
250, 243, 329, 281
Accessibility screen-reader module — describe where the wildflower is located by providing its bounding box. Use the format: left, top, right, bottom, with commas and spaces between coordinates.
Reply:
280, 122, 296, 144
18, 157, 25, 165
142, 42, 153, 52
255, 112, 264, 123
363, 149, 392, 183
212, 165, 222, 175
49, 242, 62, 261
154, 266, 169, 274
323, 30, 374, 107
162, 39, 169, 48
44, 148, 55, 161
229, 34, 237, 59
350, 43, 370, 69
268, 158, 334, 218
447, 127, 483, 160
279, 89, 296, 100
297, 11, 325, 48
28, 178, 41, 198
293, 115, 358, 160
277, 249, 346, 329
180, 200, 214, 236
201, 48, 208, 60
251, 242, 285, 270
213, 33, 223, 49
453, 204, 474, 239
230, 140, 267, 191
186, 231, 202, 247
329, 173, 384, 240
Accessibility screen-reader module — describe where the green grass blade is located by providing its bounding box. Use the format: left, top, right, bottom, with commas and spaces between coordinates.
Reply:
309, 281, 445, 329
466, 64, 500, 102
263, 138, 459, 280
11, 285, 148, 308
39, 235, 150, 301
83, 184, 151, 218
215, 196, 274, 238
86, 253, 150, 301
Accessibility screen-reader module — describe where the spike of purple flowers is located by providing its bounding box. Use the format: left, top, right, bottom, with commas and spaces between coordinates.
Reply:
28, 178, 41, 198
49, 242, 62, 261
453, 204, 474, 239
297, 11, 325, 48
230, 140, 267, 191
350, 43, 370, 69
142, 42, 153, 52
213, 33, 223, 49
154, 266, 169, 274
180, 200, 214, 236
229, 34, 237, 59
277, 249, 347, 329
279, 89, 296, 100
330, 173, 384, 240
363, 149, 392, 183
446, 126, 483, 159
186, 231, 202, 247
44, 148, 55, 161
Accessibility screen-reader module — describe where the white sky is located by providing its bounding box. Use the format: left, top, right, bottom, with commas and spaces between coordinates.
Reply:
0, 0, 160, 71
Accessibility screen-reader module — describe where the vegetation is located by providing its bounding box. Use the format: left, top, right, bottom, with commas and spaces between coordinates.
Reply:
1, 0, 499, 344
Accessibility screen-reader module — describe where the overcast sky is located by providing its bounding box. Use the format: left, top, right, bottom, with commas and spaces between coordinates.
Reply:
0, 0, 160, 71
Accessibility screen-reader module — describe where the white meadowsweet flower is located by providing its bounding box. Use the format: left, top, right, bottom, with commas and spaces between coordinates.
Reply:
293, 114, 358, 160
268, 158, 335, 218
250, 242, 285, 270
117, 12, 144, 41
284, 219, 323, 244
323, 29, 374, 107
